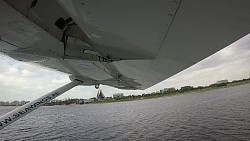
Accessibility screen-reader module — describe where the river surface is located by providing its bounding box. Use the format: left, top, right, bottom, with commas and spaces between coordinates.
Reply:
1, 84, 250, 141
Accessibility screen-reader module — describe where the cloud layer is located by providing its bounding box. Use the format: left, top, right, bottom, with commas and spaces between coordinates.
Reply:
0, 34, 250, 101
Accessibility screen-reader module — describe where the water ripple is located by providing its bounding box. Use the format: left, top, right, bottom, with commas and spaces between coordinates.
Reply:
1, 84, 250, 140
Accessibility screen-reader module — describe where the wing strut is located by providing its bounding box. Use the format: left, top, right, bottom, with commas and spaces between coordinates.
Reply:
0, 79, 82, 130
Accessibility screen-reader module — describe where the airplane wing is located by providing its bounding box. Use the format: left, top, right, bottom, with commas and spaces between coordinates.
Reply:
1, 0, 250, 90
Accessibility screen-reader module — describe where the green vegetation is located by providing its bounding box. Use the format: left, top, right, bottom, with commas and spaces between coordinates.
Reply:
94, 77, 250, 104
45, 77, 250, 105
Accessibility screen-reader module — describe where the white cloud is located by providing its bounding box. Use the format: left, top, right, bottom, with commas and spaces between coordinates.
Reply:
51, 78, 70, 84
21, 69, 31, 76
0, 34, 250, 101
8, 67, 18, 74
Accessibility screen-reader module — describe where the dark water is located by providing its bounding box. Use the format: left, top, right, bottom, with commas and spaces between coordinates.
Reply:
1, 84, 250, 141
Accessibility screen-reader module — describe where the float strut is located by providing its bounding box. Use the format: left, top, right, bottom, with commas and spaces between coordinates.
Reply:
0, 80, 82, 130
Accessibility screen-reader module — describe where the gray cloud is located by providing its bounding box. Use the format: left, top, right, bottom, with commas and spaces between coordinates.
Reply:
0, 34, 250, 101
0, 55, 100, 101
103, 34, 250, 96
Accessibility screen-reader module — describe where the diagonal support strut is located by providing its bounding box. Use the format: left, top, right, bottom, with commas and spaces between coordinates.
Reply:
0, 80, 82, 130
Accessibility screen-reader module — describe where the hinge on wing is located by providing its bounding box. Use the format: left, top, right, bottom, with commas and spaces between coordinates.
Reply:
55, 17, 154, 62
63, 42, 121, 62
55, 17, 74, 30
55, 17, 115, 62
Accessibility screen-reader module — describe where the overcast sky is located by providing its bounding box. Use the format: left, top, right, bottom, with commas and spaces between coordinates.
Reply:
0, 34, 250, 101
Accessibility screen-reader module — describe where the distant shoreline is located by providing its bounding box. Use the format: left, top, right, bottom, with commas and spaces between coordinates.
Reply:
93, 79, 250, 104
1, 78, 250, 106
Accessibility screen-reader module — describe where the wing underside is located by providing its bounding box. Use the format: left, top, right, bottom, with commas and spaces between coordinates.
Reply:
1, 0, 250, 89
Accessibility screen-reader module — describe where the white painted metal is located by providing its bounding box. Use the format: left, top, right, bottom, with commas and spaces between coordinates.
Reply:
0, 80, 82, 130
1, 0, 250, 90
57, 0, 250, 89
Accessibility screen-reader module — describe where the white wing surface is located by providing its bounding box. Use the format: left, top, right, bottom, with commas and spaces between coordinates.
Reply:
1, 0, 250, 89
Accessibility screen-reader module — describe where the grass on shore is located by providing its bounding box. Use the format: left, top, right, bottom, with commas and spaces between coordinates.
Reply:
93, 79, 250, 104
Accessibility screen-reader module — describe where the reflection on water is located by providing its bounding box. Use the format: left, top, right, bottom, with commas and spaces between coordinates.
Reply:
1, 84, 250, 141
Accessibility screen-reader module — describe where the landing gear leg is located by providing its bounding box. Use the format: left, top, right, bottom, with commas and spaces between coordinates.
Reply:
0, 80, 82, 130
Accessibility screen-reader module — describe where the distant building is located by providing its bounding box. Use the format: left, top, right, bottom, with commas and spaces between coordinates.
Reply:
197, 86, 204, 89
9, 101, 19, 106
212, 79, 229, 87
215, 80, 229, 84
97, 89, 105, 99
113, 93, 124, 99
160, 87, 176, 93
77, 99, 85, 104
83, 99, 95, 104
20, 101, 29, 106
0, 101, 30, 106
180, 86, 193, 91
0, 101, 5, 106
4, 101, 9, 106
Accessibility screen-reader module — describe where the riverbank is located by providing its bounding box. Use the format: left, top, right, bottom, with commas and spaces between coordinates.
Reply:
93, 79, 250, 104
1, 78, 249, 106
